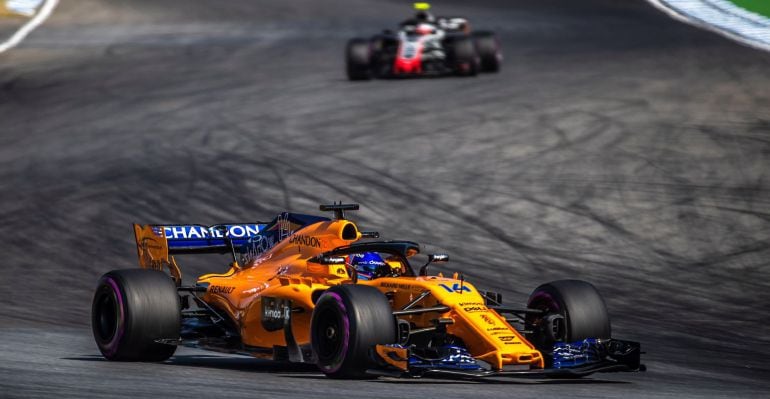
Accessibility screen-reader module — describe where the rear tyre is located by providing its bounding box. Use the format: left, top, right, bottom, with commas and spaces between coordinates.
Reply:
472, 31, 501, 73
444, 35, 478, 77
91, 269, 180, 361
346, 38, 372, 81
311, 285, 396, 378
525, 280, 611, 355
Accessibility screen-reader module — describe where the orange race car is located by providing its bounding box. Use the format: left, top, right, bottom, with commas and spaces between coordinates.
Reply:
91, 203, 643, 379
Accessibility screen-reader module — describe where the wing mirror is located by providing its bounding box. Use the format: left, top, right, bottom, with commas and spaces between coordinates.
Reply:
419, 253, 449, 276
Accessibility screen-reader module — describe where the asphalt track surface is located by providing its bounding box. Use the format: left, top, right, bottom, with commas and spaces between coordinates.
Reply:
1, 0, 769, 398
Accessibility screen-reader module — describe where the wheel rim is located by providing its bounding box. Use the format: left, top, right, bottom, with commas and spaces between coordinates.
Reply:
315, 306, 344, 361
527, 291, 567, 345
530, 291, 562, 314
313, 292, 351, 373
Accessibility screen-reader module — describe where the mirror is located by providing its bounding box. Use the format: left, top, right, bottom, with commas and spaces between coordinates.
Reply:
428, 253, 449, 263
419, 253, 450, 276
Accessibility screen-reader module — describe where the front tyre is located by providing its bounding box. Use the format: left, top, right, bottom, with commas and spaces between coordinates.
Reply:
525, 280, 611, 356
311, 285, 396, 378
346, 38, 372, 81
91, 269, 180, 361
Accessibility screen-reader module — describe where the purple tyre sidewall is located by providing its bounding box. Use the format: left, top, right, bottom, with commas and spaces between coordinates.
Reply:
323, 292, 350, 374
529, 290, 562, 313
99, 276, 126, 357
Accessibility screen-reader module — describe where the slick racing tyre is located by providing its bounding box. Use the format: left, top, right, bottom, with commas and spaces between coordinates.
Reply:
472, 31, 501, 73
444, 34, 478, 77
346, 38, 372, 81
91, 269, 180, 361
525, 280, 611, 355
311, 285, 396, 378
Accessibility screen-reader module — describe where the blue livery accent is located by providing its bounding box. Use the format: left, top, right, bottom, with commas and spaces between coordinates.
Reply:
407, 345, 483, 371
156, 212, 330, 255
155, 224, 266, 250
552, 338, 603, 368
350, 252, 388, 280
439, 283, 472, 293
239, 212, 330, 262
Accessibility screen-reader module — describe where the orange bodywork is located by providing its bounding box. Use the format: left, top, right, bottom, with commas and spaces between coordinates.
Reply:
133, 217, 544, 370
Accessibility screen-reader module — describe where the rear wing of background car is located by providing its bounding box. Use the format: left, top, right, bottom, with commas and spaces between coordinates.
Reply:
437, 17, 470, 33
133, 223, 266, 284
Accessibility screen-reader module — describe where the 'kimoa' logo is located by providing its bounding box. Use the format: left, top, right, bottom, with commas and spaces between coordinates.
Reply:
263, 307, 290, 320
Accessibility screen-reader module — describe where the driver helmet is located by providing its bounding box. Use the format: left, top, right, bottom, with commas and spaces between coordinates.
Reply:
415, 23, 435, 35
415, 11, 435, 23
350, 252, 387, 280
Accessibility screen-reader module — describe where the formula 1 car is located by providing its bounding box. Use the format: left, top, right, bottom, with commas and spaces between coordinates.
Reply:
91, 203, 643, 379
346, 3, 502, 80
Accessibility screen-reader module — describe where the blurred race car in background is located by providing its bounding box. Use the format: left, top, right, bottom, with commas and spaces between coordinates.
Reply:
91, 203, 643, 380
346, 3, 502, 80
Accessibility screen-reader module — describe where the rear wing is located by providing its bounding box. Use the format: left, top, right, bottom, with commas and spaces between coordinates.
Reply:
155, 223, 266, 254
437, 17, 470, 33
133, 223, 266, 284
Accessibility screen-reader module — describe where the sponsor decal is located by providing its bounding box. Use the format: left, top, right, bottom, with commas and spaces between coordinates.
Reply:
137, 236, 167, 269
463, 306, 488, 313
480, 314, 496, 325
459, 302, 484, 307
439, 283, 472, 293
162, 224, 262, 240
380, 282, 415, 290
261, 297, 291, 332
276, 265, 290, 276
362, 259, 386, 265
209, 285, 235, 295
263, 308, 288, 320
486, 327, 509, 332
498, 335, 519, 343
402, 42, 419, 59
240, 235, 276, 266
271, 212, 299, 241
288, 234, 321, 248
139, 237, 163, 251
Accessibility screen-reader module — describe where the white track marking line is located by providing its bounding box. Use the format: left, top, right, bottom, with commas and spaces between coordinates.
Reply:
647, 0, 770, 52
0, 0, 59, 54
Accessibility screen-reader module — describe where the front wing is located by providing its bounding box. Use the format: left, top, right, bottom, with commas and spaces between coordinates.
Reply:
370, 339, 643, 380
